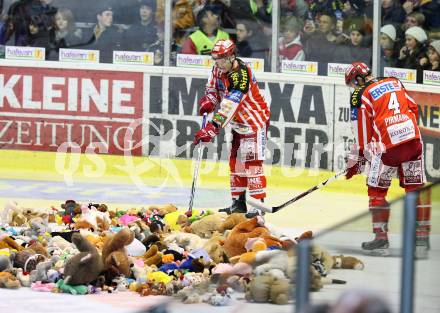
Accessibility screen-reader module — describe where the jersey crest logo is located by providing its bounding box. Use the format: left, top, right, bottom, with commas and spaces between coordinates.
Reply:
369, 81, 401, 100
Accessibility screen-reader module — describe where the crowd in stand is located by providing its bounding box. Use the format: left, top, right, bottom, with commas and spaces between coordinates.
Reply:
1, 0, 439, 80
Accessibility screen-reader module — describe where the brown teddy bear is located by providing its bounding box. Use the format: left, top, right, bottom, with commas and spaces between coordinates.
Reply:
218, 213, 247, 233
190, 213, 225, 238
101, 228, 135, 278
202, 232, 227, 264
0, 272, 21, 289
62, 233, 104, 286
141, 244, 162, 266
0, 235, 23, 251
222, 217, 283, 258
149, 204, 178, 217
332, 255, 364, 270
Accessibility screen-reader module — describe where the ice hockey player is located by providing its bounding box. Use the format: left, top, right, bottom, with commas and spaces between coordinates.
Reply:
193, 39, 270, 218
344, 61, 431, 258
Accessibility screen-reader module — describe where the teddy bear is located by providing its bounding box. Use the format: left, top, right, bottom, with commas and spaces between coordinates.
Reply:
0, 235, 23, 251
141, 244, 162, 266
245, 270, 291, 305
218, 213, 247, 233
101, 227, 135, 279
0, 271, 21, 289
332, 255, 364, 270
164, 232, 206, 252
190, 213, 226, 238
63, 232, 103, 286
149, 204, 178, 217
202, 232, 227, 264
222, 216, 284, 258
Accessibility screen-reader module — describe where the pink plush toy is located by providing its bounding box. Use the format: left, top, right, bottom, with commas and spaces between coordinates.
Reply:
118, 214, 139, 226
31, 281, 56, 292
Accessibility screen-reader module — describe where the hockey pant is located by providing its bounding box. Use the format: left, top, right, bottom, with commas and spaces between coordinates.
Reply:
366, 139, 430, 240
229, 125, 267, 200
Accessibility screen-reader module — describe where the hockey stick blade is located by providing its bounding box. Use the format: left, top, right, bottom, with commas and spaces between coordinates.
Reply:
245, 170, 347, 213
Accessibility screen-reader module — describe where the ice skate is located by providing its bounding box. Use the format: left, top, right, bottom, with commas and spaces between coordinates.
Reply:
415, 237, 429, 260
361, 238, 390, 256
219, 193, 247, 214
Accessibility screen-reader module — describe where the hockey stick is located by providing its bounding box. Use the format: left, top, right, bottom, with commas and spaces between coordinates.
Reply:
186, 113, 208, 216
246, 170, 347, 213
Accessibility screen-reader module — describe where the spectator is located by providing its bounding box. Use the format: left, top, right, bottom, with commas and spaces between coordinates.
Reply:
304, 12, 344, 73
380, 24, 399, 68
338, 22, 371, 65
396, 26, 428, 69
123, 0, 158, 51
235, 20, 253, 57
280, 0, 308, 19
381, 0, 406, 26
52, 8, 83, 47
181, 5, 229, 55
48, 8, 83, 60
26, 14, 51, 57
242, 19, 270, 67
403, 11, 426, 32
200, 0, 236, 29
402, 0, 440, 30
279, 16, 305, 62
420, 40, 440, 72
5, 0, 55, 46
307, 0, 344, 22
397, 26, 428, 83
83, 5, 123, 63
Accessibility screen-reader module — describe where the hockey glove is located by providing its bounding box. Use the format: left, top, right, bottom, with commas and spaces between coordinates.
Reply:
194, 122, 219, 145
345, 148, 367, 180
199, 93, 220, 115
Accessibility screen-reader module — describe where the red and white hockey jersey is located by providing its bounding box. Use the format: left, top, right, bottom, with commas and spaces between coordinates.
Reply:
206, 58, 270, 134
350, 77, 420, 151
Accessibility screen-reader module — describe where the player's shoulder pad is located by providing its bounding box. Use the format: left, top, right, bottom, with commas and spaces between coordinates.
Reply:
227, 59, 250, 93
350, 80, 375, 108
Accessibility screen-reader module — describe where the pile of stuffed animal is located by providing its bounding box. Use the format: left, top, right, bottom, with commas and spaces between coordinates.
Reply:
0, 200, 365, 306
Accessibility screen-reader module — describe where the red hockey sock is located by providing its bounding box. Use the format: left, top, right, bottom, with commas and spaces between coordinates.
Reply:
416, 189, 431, 239
369, 193, 390, 241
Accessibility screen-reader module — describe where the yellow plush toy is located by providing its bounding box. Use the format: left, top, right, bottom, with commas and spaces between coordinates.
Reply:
147, 271, 172, 284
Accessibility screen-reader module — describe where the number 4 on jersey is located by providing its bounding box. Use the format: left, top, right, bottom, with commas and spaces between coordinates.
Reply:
388, 92, 401, 115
